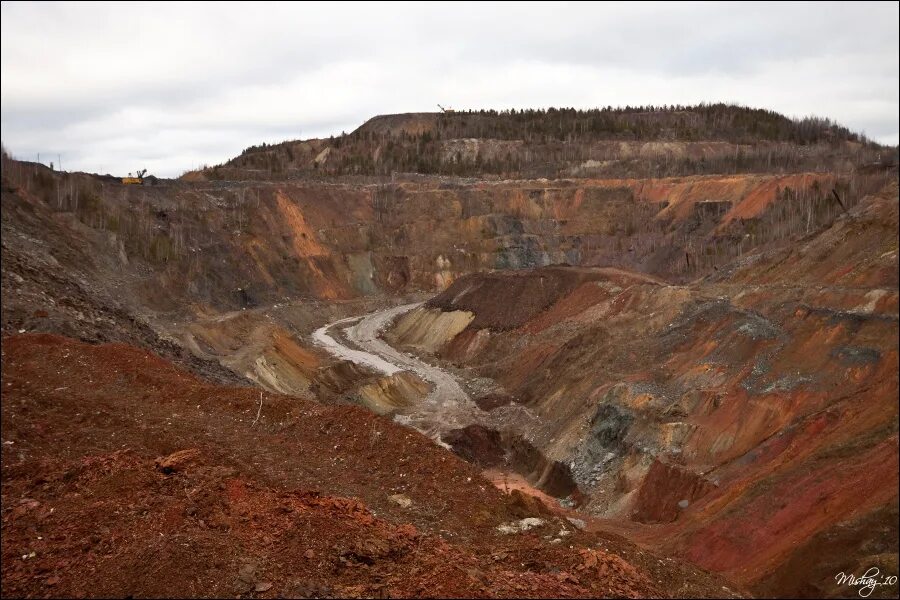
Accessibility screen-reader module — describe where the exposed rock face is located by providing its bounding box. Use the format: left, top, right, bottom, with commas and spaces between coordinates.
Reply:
3, 158, 886, 326
588, 401, 634, 455
1, 108, 896, 599
386, 183, 899, 596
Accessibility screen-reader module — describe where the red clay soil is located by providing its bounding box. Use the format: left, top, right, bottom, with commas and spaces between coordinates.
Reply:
0, 334, 740, 598
630, 459, 717, 524
415, 185, 900, 598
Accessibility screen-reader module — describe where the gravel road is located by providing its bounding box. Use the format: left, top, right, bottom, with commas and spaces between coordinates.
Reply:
312, 302, 479, 437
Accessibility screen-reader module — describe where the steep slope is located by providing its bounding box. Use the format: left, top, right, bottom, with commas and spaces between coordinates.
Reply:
2, 105, 896, 599
0, 334, 741, 599
5, 155, 889, 419
0, 172, 244, 385
385, 182, 899, 597
3, 157, 890, 322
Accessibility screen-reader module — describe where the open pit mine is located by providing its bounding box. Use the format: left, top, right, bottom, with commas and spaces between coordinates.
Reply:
2, 105, 898, 598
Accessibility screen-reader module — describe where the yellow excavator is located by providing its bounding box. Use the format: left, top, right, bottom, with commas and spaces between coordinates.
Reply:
122, 168, 147, 185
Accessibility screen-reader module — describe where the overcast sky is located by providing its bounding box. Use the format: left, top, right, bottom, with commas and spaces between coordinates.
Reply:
2, 1, 898, 177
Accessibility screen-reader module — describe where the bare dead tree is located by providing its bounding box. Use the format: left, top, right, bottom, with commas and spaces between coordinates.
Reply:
831, 188, 848, 214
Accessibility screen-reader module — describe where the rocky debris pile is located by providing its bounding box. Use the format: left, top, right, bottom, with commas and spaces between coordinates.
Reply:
496, 517, 546, 534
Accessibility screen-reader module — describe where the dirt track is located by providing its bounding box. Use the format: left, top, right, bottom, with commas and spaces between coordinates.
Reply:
312, 303, 484, 437
311, 312, 407, 376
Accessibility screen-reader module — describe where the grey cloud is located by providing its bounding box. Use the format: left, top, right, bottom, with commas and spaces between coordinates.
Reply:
2, 1, 897, 177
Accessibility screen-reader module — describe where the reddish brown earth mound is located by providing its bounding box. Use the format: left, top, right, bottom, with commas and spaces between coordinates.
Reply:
631, 459, 716, 524
429, 267, 663, 330
1, 334, 740, 598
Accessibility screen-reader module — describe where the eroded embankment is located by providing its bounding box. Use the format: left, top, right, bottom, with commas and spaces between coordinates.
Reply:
311, 303, 581, 502
378, 186, 900, 598
442, 425, 582, 502
4, 158, 887, 339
